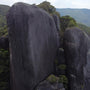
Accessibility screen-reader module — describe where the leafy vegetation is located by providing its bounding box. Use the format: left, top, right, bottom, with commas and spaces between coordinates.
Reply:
0, 5, 9, 37
38, 1, 60, 18
47, 74, 59, 84
47, 74, 68, 89
60, 15, 77, 32
38, 1, 55, 14
0, 2, 90, 90
0, 25, 8, 37
59, 75, 68, 89
38, 1, 77, 38
77, 23, 90, 36
57, 64, 66, 70
0, 5, 10, 90
0, 49, 10, 90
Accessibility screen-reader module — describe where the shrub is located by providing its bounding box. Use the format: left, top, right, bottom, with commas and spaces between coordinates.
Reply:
0, 49, 10, 90
59, 75, 68, 89
47, 74, 59, 84
55, 59, 58, 65
57, 64, 66, 70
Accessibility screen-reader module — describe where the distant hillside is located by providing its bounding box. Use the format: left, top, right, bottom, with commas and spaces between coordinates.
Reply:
56, 8, 90, 27
0, 5, 10, 15
77, 23, 90, 36
0, 5, 10, 26
0, 5, 10, 37
0, 4, 90, 37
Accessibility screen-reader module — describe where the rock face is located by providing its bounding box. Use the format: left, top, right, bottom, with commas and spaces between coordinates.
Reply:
63, 27, 88, 90
53, 15, 60, 32
84, 35, 90, 90
7, 2, 59, 90
36, 80, 65, 90
56, 48, 66, 75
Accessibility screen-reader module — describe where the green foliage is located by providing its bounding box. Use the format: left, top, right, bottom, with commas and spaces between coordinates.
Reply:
0, 49, 10, 90
81, 84, 84, 89
59, 48, 64, 51
55, 59, 58, 65
77, 23, 90, 36
60, 15, 77, 32
38, 1, 55, 14
38, 1, 60, 18
0, 5, 9, 37
0, 25, 8, 37
59, 75, 68, 84
47, 74, 68, 89
0, 14, 8, 37
57, 64, 66, 70
59, 75, 68, 89
47, 74, 59, 84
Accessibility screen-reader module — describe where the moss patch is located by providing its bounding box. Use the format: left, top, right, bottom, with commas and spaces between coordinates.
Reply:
47, 74, 59, 84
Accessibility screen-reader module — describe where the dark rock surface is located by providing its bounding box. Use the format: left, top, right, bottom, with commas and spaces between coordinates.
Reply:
52, 14, 60, 48
63, 27, 88, 90
56, 48, 66, 75
0, 36, 9, 50
53, 14, 60, 32
57, 48, 65, 64
36, 80, 65, 90
84, 35, 90, 90
7, 2, 59, 90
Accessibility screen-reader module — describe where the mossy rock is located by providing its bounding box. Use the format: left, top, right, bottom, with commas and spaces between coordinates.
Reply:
59, 75, 68, 89
57, 64, 66, 70
46, 74, 59, 84
55, 59, 58, 65
59, 48, 64, 52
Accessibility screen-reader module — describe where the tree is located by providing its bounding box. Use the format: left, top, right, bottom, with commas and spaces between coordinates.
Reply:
0, 49, 10, 90
60, 15, 77, 32
38, 1, 60, 18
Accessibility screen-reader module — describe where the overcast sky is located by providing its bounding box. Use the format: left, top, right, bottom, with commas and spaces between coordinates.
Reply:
0, 0, 90, 9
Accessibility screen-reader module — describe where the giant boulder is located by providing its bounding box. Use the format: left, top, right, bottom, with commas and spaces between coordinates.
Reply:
63, 27, 88, 90
7, 2, 59, 90
84, 35, 90, 90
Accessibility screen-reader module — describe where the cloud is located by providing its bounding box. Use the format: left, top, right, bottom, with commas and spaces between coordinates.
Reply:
71, 0, 90, 8
0, 0, 90, 9
0, 0, 44, 6
50, 0, 90, 9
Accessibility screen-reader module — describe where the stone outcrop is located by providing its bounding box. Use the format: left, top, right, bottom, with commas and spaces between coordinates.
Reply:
63, 27, 88, 90
7, 2, 59, 90
84, 35, 90, 90
36, 80, 65, 90
53, 14, 60, 32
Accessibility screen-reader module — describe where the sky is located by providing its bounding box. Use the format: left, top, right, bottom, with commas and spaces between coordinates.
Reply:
0, 0, 90, 9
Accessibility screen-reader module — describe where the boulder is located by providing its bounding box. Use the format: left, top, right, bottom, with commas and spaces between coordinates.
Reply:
84, 35, 90, 90
36, 80, 65, 90
63, 27, 88, 90
52, 14, 60, 47
7, 2, 59, 90
53, 14, 60, 32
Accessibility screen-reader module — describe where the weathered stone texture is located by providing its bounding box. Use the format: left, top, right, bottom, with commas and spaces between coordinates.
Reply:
7, 2, 59, 90
63, 27, 88, 90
